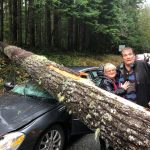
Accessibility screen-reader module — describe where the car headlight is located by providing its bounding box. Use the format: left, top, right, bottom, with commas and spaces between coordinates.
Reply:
0, 132, 25, 150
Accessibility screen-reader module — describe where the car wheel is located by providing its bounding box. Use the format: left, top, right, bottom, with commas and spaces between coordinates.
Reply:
36, 125, 65, 150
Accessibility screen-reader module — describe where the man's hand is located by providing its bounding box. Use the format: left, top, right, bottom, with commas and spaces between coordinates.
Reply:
148, 101, 150, 107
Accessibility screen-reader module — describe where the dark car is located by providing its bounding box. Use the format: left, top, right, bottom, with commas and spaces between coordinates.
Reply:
0, 66, 99, 150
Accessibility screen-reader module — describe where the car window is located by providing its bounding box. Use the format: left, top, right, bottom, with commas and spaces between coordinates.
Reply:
85, 70, 100, 80
11, 81, 52, 98
84, 69, 104, 87
91, 71, 99, 78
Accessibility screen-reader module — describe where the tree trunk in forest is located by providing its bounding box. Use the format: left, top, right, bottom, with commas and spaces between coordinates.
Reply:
0, 42, 150, 150
75, 19, 79, 51
35, 9, 42, 48
17, 0, 22, 46
73, 17, 77, 51
12, 0, 18, 43
53, 11, 61, 49
45, 1, 52, 48
84, 25, 90, 53
24, 0, 28, 45
67, 16, 77, 52
79, 21, 84, 52
78, 20, 85, 52
28, 0, 35, 47
67, 17, 74, 51
8, 0, 13, 42
0, 0, 3, 41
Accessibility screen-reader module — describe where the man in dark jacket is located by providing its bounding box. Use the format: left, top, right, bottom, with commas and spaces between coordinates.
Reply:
117, 47, 150, 108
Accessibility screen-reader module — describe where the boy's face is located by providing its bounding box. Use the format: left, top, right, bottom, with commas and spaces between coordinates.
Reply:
122, 49, 135, 66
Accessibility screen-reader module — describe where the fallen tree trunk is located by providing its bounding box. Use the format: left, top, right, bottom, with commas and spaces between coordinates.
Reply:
0, 42, 150, 150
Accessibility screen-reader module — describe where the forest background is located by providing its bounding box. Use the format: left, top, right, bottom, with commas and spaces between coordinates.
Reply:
1, 0, 150, 54
0, 0, 150, 90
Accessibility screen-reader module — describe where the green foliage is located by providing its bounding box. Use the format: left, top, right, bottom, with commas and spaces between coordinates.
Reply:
0, 54, 29, 86
134, 6, 150, 51
32, 0, 148, 51
1, 0, 148, 53
46, 52, 122, 66
34, 0, 46, 6
59, 0, 101, 20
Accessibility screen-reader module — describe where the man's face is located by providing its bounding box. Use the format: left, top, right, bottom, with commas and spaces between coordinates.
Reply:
122, 49, 135, 65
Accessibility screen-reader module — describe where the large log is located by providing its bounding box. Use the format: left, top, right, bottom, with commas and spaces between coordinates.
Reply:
0, 42, 150, 150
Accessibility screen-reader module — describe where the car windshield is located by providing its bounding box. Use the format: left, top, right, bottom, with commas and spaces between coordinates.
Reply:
11, 81, 52, 98
10, 67, 99, 98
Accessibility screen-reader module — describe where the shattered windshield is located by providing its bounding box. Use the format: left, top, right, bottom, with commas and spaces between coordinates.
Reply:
11, 81, 52, 98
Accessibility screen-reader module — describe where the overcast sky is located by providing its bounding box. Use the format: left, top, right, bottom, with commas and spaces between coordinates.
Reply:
144, 0, 150, 5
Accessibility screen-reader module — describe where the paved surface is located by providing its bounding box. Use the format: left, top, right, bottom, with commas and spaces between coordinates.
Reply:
67, 133, 100, 150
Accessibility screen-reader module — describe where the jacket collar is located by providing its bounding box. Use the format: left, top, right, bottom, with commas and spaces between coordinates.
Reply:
119, 61, 136, 70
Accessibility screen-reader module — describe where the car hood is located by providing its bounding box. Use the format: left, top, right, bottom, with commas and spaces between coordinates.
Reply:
0, 93, 58, 136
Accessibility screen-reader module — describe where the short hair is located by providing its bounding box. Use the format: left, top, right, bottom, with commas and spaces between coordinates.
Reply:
104, 63, 116, 72
121, 47, 135, 56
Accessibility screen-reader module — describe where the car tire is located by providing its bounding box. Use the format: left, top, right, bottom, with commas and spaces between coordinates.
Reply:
35, 125, 65, 150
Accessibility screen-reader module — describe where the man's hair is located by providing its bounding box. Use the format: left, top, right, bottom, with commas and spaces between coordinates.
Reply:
121, 47, 135, 56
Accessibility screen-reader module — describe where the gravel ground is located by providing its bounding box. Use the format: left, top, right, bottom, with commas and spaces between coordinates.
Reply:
67, 133, 100, 150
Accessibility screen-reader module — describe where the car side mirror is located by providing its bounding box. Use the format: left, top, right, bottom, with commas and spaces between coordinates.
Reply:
4, 82, 15, 91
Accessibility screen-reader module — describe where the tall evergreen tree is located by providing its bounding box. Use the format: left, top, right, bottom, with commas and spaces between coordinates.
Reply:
17, 0, 22, 46
12, 0, 18, 43
0, 0, 147, 53
28, 0, 35, 47
0, 0, 3, 41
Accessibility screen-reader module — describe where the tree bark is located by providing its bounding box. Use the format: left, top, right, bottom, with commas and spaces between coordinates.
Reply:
24, 0, 28, 45
45, 1, 52, 48
53, 11, 61, 49
28, 0, 35, 47
35, 11, 42, 48
67, 17, 74, 51
12, 0, 18, 43
0, 42, 150, 150
0, 0, 3, 41
8, 0, 13, 42
17, 0, 22, 46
